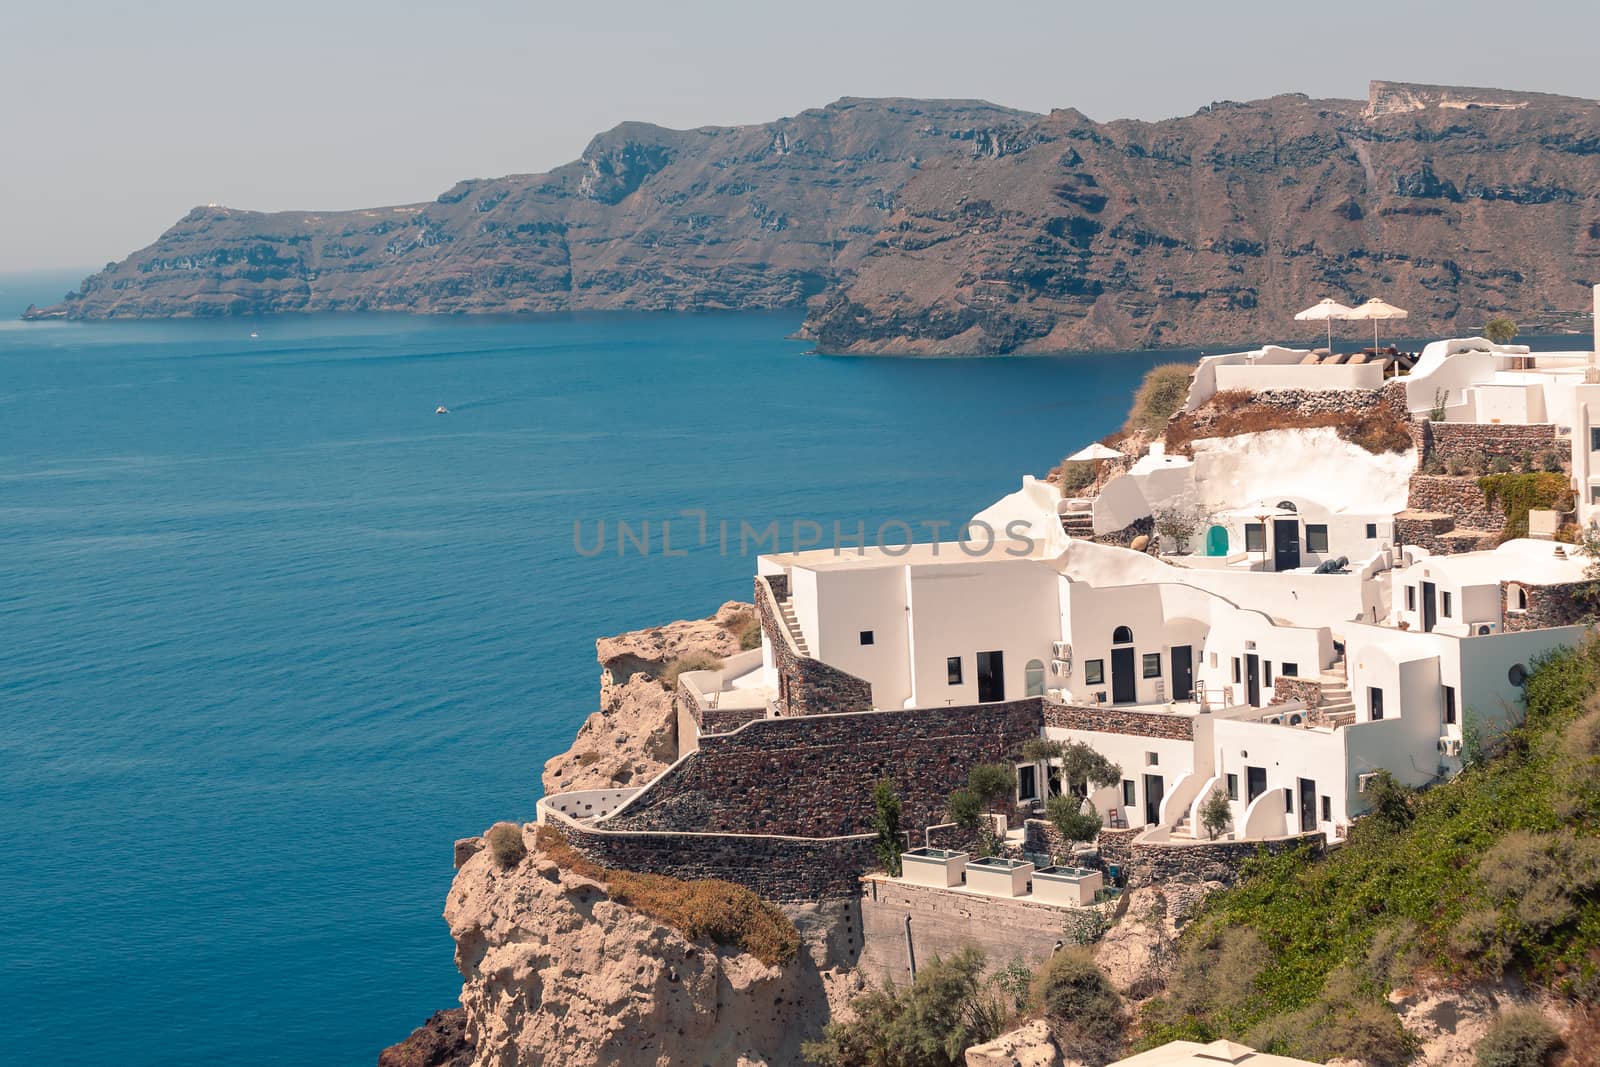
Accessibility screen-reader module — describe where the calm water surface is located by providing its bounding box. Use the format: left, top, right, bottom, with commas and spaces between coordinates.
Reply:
0, 272, 1183, 1066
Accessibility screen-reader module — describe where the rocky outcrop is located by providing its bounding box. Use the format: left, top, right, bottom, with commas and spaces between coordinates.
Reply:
379, 1010, 474, 1067
1387, 979, 1575, 1066
541, 602, 750, 794
964, 1021, 1065, 1067
34, 84, 1600, 355
443, 824, 842, 1067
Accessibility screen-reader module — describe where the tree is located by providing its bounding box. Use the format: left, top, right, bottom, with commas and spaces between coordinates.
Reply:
802, 948, 1002, 1066
1362, 770, 1415, 831
1047, 792, 1104, 849
1150, 494, 1212, 555
872, 780, 904, 877
1032, 950, 1127, 1065
966, 763, 1016, 813
1484, 316, 1519, 345
1199, 785, 1232, 840
1021, 738, 1122, 798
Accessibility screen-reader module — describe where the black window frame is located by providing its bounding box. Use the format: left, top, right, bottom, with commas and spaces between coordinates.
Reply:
1443, 684, 1457, 725
1442, 591, 1453, 617
1321, 796, 1332, 821
1369, 686, 1384, 720
1590, 426, 1600, 452
1366, 523, 1378, 539
1305, 524, 1330, 554
1232, 657, 1242, 684
1142, 652, 1162, 678
1244, 523, 1265, 553
1406, 585, 1416, 611
1226, 773, 1239, 801
859, 630, 874, 646
1017, 765, 1038, 801
1281, 662, 1298, 677
947, 656, 963, 685
1084, 659, 1104, 685
1122, 779, 1136, 806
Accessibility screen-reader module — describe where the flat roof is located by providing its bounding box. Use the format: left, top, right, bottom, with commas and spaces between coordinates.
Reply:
1407, 538, 1588, 587
765, 540, 1049, 572
1110, 1038, 1322, 1067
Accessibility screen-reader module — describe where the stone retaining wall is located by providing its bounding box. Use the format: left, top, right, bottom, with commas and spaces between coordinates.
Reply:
1425, 421, 1557, 462
1043, 703, 1194, 740
1407, 475, 1505, 532
1123, 830, 1325, 889
541, 811, 877, 901
756, 575, 874, 717
1503, 580, 1590, 632
1268, 677, 1323, 708
605, 698, 1046, 838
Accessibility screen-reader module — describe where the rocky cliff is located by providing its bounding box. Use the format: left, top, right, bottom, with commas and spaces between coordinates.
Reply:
540, 601, 751, 794
29, 82, 1600, 355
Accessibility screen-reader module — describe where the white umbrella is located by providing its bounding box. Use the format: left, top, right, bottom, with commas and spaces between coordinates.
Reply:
1067, 442, 1124, 462
1345, 297, 1409, 352
1293, 298, 1353, 352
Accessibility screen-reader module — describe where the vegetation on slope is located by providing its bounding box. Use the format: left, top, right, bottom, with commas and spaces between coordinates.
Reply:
1125, 363, 1197, 436
534, 825, 799, 966
1478, 472, 1575, 541
1138, 640, 1600, 1063
1166, 388, 1413, 456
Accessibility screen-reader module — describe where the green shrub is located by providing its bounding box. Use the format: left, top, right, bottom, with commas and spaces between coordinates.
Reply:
1199, 785, 1232, 840
659, 650, 724, 689
724, 611, 763, 650
1485, 316, 1519, 345
1475, 1008, 1563, 1067
967, 763, 1017, 810
947, 788, 983, 832
1057, 460, 1096, 493
1046, 792, 1103, 848
485, 821, 528, 869
1126, 363, 1196, 435
1479, 472, 1574, 541
873, 780, 904, 877
803, 948, 1000, 1066
1033, 950, 1126, 1064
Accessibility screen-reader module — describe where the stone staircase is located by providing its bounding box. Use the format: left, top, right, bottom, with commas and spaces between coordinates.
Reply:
1169, 814, 1197, 841
776, 596, 810, 656
1059, 511, 1094, 539
1317, 659, 1357, 727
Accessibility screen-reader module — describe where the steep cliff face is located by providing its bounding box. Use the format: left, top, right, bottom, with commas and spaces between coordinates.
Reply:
440, 827, 847, 1067
804, 82, 1600, 354
31, 99, 1033, 320
31, 83, 1600, 353
540, 601, 751, 795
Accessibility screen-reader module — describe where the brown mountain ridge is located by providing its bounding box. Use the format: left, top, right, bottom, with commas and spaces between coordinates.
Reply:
28, 82, 1600, 354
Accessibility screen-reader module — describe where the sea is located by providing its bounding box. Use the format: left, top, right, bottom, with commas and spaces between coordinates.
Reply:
0, 270, 1181, 1066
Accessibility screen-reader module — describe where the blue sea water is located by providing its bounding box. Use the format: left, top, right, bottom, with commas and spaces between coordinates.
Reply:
0, 273, 1180, 1066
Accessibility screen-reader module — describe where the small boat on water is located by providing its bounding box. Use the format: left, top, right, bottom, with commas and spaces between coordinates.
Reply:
435, 405, 450, 415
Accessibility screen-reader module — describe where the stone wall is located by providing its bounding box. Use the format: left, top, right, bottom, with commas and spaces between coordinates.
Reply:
677, 678, 768, 736
755, 574, 874, 717
1502, 579, 1590, 632
1268, 677, 1323, 708
606, 698, 1047, 838
1394, 512, 1497, 555
1093, 515, 1154, 549
1123, 830, 1325, 889
1424, 421, 1557, 463
858, 876, 1112, 984
1043, 703, 1194, 741
1407, 475, 1505, 532
541, 810, 877, 902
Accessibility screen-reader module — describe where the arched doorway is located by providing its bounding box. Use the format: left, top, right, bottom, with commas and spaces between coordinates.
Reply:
1205, 525, 1228, 556
1025, 659, 1046, 697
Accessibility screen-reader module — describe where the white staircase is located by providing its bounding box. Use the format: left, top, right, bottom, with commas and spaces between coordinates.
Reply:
1318, 657, 1356, 726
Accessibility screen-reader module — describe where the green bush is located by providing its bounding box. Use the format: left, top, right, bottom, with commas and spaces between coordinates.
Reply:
1485, 316, 1519, 345
1033, 950, 1126, 1065
485, 821, 527, 869
947, 788, 983, 832
1475, 1008, 1563, 1067
1126, 363, 1196, 435
659, 650, 724, 689
1479, 472, 1575, 541
1046, 792, 1103, 848
1056, 460, 1096, 493
803, 948, 1001, 1066
872, 780, 904, 877
967, 763, 1016, 810
1199, 785, 1232, 840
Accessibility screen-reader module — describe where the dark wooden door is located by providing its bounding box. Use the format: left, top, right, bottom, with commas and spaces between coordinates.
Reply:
1171, 645, 1194, 701
1273, 519, 1300, 571
976, 650, 1005, 703
1247, 765, 1267, 803
1298, 778, 1317, 832
1143, 773, 1164, 825
1246, 654, 1261, 706
1111, 647, 1136, 704
1422, 580, 1438, 632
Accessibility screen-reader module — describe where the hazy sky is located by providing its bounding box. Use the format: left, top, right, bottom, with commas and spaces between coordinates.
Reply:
4, 0, 1598, 272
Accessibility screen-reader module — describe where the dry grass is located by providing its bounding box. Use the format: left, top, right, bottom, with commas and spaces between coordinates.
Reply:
1166, 395, 1412, 457
1125, 363, 1197, 436
722, 610, 764, 651
660, 651, 724, 689
534, 825, 799, 966
485, 821, 528, 869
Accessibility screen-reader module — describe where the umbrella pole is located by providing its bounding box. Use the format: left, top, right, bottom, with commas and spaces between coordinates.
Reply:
1327, 320, 1333, 351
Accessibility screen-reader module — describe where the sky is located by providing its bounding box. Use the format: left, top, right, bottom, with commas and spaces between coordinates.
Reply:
3, 0, 1599, 273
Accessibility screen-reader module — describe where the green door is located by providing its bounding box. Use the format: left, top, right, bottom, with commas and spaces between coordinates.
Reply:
1205, 525, 1228, 556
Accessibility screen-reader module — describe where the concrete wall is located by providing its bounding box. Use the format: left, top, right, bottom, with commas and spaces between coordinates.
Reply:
1213, 361, 1385, 393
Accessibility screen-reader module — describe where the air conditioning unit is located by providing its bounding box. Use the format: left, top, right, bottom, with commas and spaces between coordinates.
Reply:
1051, 641, 1071, 659
1051, 658, 1070, 677
1439, 737, 1463, 757
1475, 622, 1500, 636
1356, 772, 1380, 794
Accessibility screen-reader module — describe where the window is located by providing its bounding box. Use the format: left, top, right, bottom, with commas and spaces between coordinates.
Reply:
1226, 773, 1239, 801
1593, 485, 1600, 506
1285, 788, 1294, 813
1112, 625, 1134, 645
1321, 796, 1332, 821
1366, 523, 1378, 539
1142, 653, 1162, 678
1209, 652, 1218, 668
1145, 751, 1159, 766
1025, 659, 1046, 697
1232, 657, 1242, 684
1305, 524, 1330, 554
1369, 686, 1384, 720
1122, 780, 1136, 806
1442, 591, 1453, 617
1245, 523, 1265, 552
1264, 661, 1274, 686
1017, 765, 1038, 801
1281, 662, 1298, 677
1084, 659, 1104, 685
1405, 585, 1416, 611
1247, 766, 1266, 802
1443, 684, 1457, 725
859, 630, 874, 646
1591, 426, 1600, 452
947, 656, 963, 685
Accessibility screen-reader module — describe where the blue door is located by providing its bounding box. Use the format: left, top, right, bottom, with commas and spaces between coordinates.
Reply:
1205, 525, 1228, 556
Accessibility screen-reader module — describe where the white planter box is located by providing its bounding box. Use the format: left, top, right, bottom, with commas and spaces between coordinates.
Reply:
965, 857, 1034, 898
900, 847, 968, 888
1032, 865, 1103, 906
